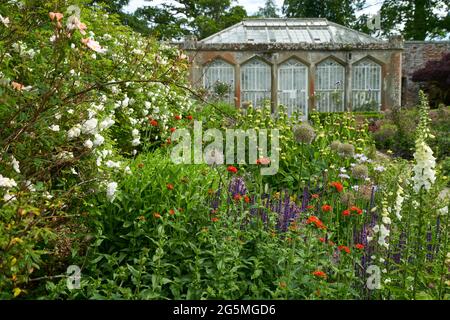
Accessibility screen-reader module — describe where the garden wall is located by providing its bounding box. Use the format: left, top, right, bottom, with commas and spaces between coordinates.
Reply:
402, 41, 450, 107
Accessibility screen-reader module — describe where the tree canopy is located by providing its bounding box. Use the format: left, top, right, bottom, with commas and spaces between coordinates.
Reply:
380, 0, 450, 40
135, 0, 248, 40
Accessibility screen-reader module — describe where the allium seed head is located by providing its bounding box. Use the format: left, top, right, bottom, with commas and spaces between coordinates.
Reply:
352, 164, 369, 180
293, 123, 316, 144
337, 143, 355, 158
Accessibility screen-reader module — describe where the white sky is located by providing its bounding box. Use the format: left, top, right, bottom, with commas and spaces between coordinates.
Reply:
124, 0, 383, 16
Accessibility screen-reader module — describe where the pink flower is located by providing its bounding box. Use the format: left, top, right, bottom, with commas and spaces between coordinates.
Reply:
67, 17, 87, 35
81, 38, 106, 54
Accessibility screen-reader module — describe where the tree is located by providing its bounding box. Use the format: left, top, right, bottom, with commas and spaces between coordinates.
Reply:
89, 0, 152, 35
380, 0, 450, 40
412, 52, 450, 106
282, 0, 365, 28
254, 0, 280, 18
135, 0, 248, 40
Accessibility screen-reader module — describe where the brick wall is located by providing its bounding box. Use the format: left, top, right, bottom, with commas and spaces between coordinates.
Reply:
402, 41, 450, 106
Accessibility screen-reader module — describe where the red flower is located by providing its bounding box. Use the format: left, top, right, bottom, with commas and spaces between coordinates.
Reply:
330, 181, 344, 193
244, 195, 250, 203
168, 209, 175, 216
355, 243, 365, 250
233, 194, 242, 201
311, 194, 319, 199
312, 270, 327, 279
149, 119, 158, 126
170, 127, 176, 133
153, 213, 161, 219
338, 245, 351, 254
350, 206, 363, 215
211, 217, 219, 222
319, 237, 325, 243
186, 115, 193, 120
321, 204, 332, 212
227, 166, 238, 174
174, 115, 182, 120
342, 209, 350, 216
166, 183, 174, 190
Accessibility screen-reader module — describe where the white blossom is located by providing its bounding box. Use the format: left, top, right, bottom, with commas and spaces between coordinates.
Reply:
11, 156, 20, 173
84, 139, 93, 149
106, 181, 118, 202
81, 118, 98, 135
412, 139, 436, 193
0, 15, 10, 27
93, 134, 105, 147
67, 125, 82, 139
49, 124, 60, 132
99, 117, 115, 130
0, 175, 17, 188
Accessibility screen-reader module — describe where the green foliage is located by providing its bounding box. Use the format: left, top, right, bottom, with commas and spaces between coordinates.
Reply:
282, 0, 366, 29
135, 0, 248, 40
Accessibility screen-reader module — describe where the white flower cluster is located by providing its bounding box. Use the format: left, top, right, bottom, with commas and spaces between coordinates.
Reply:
412, 139, 436, 193
12, 41, 38, 58
0, 174, 17, 188
106, 181, 118, 202
394, 181, 405, 221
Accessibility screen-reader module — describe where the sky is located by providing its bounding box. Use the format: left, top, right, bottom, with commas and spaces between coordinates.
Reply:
123, 0, 384, 16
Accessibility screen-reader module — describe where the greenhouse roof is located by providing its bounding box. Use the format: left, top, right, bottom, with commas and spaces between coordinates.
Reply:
199, 18, 385, 45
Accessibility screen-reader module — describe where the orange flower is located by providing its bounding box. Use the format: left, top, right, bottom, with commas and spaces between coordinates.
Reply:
149, 119, 158, 126
321, 204, 332, 212
330, 181, 344, 192
319, 237, 325, 243
168, 209, 175, 216
233, 194, 242, 201
170, 127, 176, 133
211, 217, 219, 222
307, 205, 315, 210
342, 209, 350, 216
166, 183, 174, 190
338, 245, 351, 254
11, 81, 24, 91
49, 12, 64, 22
279, 281, 287, 288
355, 243, 365, 250
306, 216, 326, 230
153, 213, 161, 219
244, 195, 250, 203
166, 138, 171, 144
312, 270, 327, 279
311, 193, 319, 199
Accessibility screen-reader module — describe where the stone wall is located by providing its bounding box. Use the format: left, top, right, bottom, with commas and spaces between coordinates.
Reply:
402, 41, 450, 106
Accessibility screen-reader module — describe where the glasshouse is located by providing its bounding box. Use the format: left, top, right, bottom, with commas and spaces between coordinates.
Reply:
0, 0, 449, 307
184, 18, 403, 116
